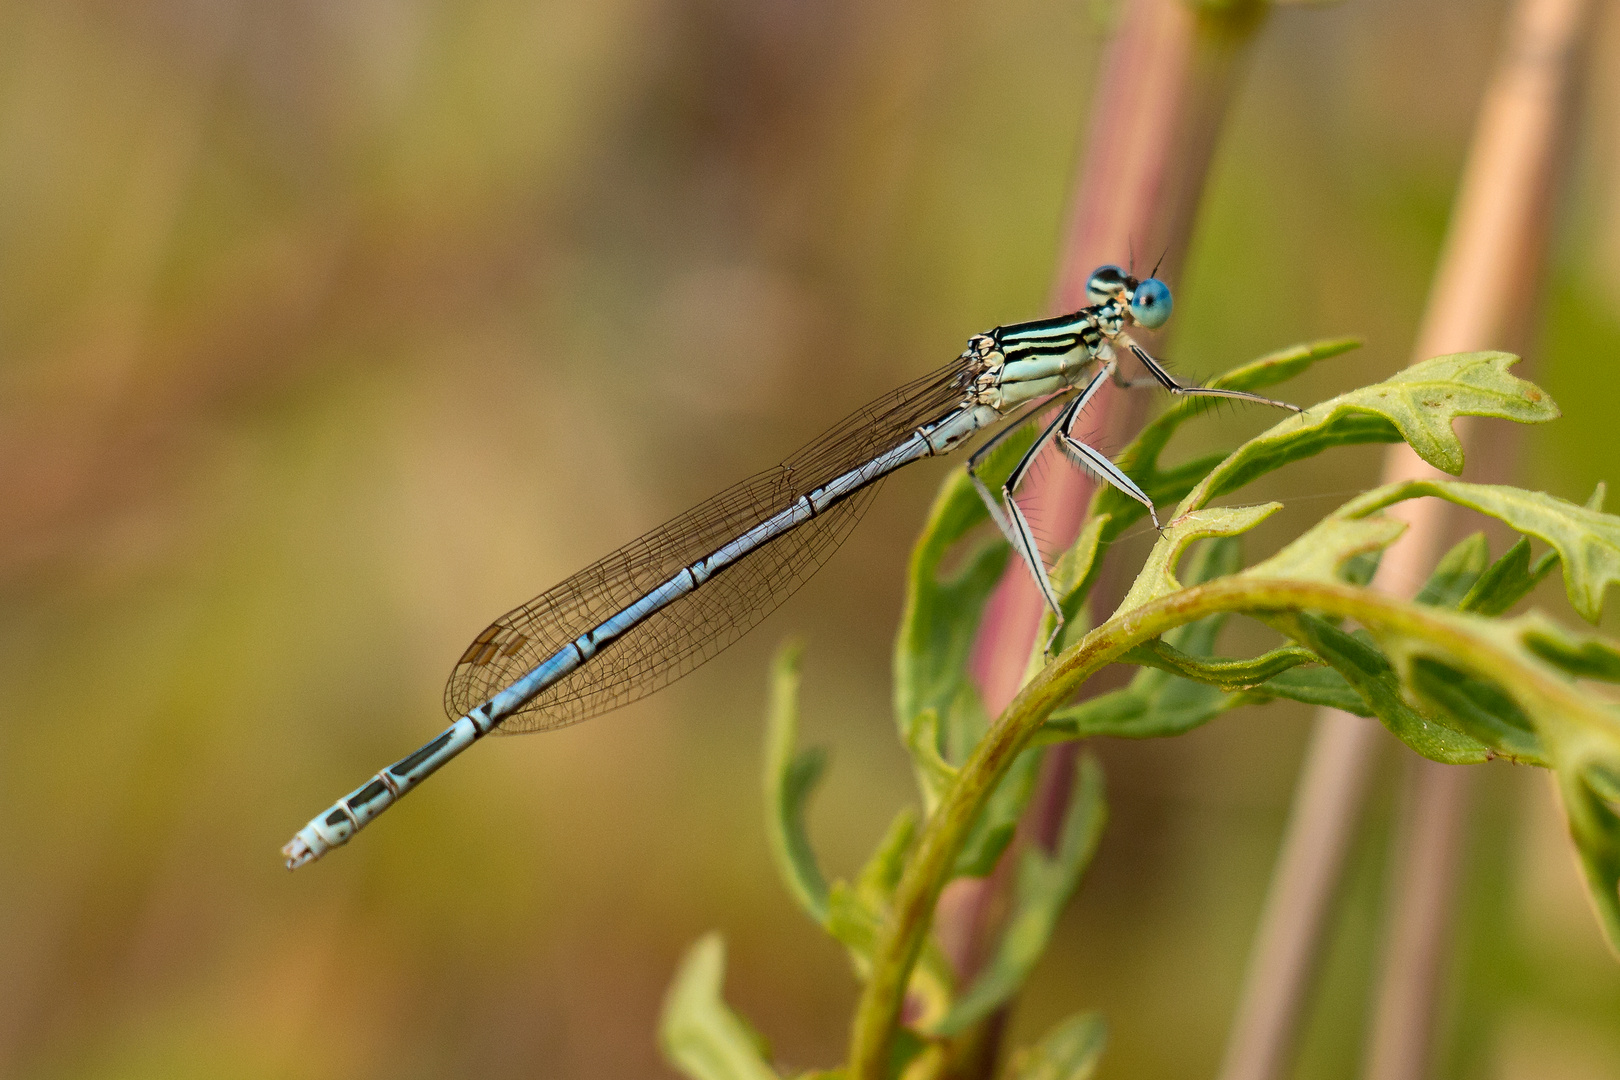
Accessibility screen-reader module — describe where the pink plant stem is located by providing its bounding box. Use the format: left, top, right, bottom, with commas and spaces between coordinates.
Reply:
1215, 2, 1595, 1078
935, 0, 1271, 1039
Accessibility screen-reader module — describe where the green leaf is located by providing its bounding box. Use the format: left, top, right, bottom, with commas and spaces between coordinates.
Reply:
1559, 764, 1620, 958
1241, 530, 1549, 762
1037, 686, 1164, 742
895, 469, 1009, 799
826, 883, 881, 969
932, 757, 1107, 1035
1244, 516, 1407, 584
1415, 532, 1491, 607
1355, 351, 1558, 471
763, 641, 954, 1011
859, 807, 919, 901
827, 809, 918, 965
1182, 351, 1558, 514
953, 747, 1043, 878
1264, 612, 1492, 764
1005, 1013, 1108, 1080
1113, 504, 1281, 618
1458, 536, 1559, 617
1246, 665, 1372, 714
1212, 337, 1364, 393
1355, 608, 1620, 950
825, 808, 955, 1022
1404, 655, 1546, 765
1513, 612, 1620, 683
1337, 479, 1620, 623
1125, 639, 1317, 690
902, 707, 959, 812
1046, 539, 1252, 741
659, 934, 780, 1080
762, 642, 830, 924
1341, 549, 1383, 587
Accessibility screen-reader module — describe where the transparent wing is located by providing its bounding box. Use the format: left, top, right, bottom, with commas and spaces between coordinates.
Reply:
444, 353, 978, 731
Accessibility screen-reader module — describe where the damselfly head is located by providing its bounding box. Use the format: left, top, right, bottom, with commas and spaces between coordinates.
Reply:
1128, 277, 1172, 330
1085, 264, 1131, 304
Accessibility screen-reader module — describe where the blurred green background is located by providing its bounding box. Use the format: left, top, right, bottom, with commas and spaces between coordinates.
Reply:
2, 1, 1618, 1077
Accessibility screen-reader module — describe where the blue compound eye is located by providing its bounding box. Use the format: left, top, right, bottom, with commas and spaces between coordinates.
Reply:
1129, 278, 1172, 329
1086, 264, 1129, 304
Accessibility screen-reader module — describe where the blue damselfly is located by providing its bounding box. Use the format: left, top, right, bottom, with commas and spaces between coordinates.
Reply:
283, 266, 1298, 868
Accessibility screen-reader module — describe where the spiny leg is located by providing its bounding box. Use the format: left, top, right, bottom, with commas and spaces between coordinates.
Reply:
965, 397, 1057, 541
968, 396, 1076, 628
1054, 364, 1162, 531
1122, 339, 1303, 413
968, 364, 1169, 652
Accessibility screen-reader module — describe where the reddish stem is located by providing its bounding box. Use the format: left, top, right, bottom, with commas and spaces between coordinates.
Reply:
936, 0, 1271, 1070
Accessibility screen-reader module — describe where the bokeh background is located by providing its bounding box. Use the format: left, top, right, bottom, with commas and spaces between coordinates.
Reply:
2, 1, 1618, 1077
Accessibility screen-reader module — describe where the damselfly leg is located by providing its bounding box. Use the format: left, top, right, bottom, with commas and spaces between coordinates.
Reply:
968, 361, 1162, 642
1119, 340, 1303, 413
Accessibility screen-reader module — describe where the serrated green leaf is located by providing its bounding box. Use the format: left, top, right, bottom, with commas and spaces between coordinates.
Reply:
932, 758, 1106, 1036
659, 935, 780, 1080
1005, 1013, 1108, 1080
1265, 612, 1492, 764
763, 642, 830, 924
1415, 532, 1491, 607
1113, 504, 1281, 618
1358, 351, 1557, 470
1245, 515, 1407, 584
1181, 352, 1557, 514
1337, 479, 1620, 623
1458, 536, 1559, 616
895, 469, 1009, 799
